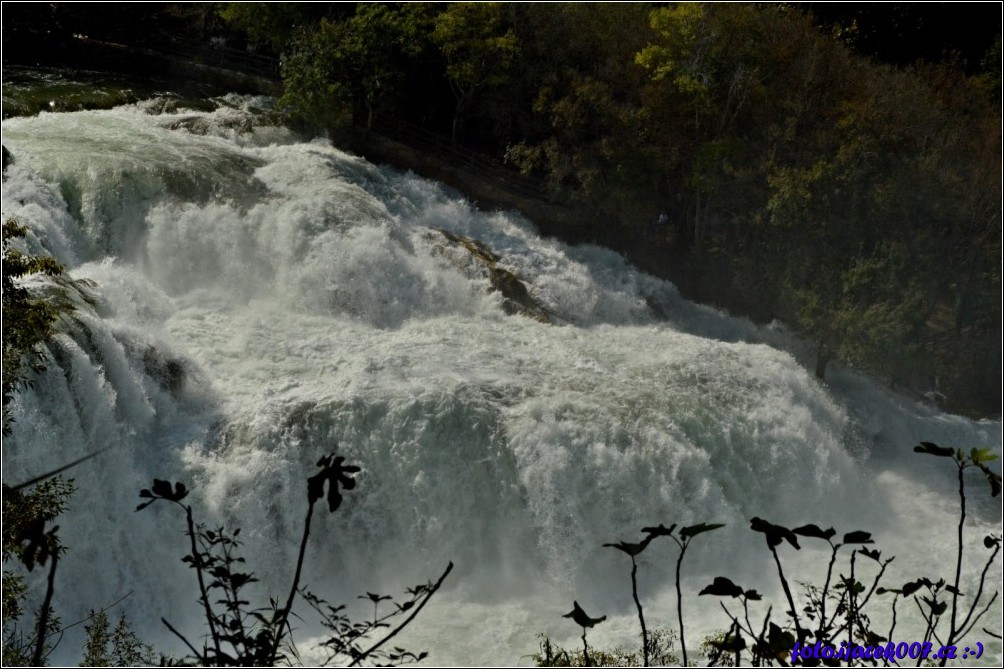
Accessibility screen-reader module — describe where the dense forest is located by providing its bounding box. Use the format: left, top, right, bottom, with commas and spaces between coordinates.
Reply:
4, 2, 1001, 416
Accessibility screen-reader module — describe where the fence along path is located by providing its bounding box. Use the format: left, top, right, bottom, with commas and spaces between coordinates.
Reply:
372, 118, 549, 202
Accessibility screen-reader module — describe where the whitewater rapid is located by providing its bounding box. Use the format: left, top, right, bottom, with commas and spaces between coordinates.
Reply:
3, 97, 1000, 665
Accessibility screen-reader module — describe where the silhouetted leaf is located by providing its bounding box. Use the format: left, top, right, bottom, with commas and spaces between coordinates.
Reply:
914, 442, 955, 458
680, 522, 725, 540
861, 547, 882, 561
707, 634, 746, 652
308, 453, 362, 513
152, 479, 173, 497
863, 631, 887, 646
139, 489, 153, 498
843, 531, 873, 544
360, 592, 391, 603
603, 537, 652, 556
641, 523, 676, 537
699, 576, 743, 598
792, 524, 836, 541
984, 535, 1001, 549
787, 522, 835, 538
977, 464, 1002, 497
767, 623, 795, 658
563, 601, 606, 628
944, 585, 964, 596
750, 517, 800, 549
744, 590, 762, 601
230, 573, 255, 588
135, 500, 154, 512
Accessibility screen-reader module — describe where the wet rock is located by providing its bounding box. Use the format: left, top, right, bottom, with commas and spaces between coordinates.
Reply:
429, 228, 551, 323
142, 346, 185, 394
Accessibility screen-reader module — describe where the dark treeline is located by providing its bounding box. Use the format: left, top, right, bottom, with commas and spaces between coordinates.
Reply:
5, 3, 1001, 416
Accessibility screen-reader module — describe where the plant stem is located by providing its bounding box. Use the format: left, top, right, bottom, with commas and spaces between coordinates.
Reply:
947, 460, 965, 649
183, 503, 221, 661
819, 542, 838, 634
630, 556, 650, 667
675, 542, 688, 667
732, 618, 741, 667
31, 551, 59, 666
847, 551, 856, 664
581, 629, 591, 667
350, 561, 454, 666
270, 496, 316, 663
958, 544, 1001, 639
770, 545, 805, 642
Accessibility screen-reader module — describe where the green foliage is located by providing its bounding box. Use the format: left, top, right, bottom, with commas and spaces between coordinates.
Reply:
2, 477, 75, 666
216, 3, 328, 54
279, 4, 437, 132
2, 218, 67, 435
82, 611, 154, 667
432, 3, 519, 142
223, 2, 1002, 410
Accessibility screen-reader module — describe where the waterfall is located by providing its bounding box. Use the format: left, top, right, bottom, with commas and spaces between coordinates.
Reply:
3, 95, 1000, 665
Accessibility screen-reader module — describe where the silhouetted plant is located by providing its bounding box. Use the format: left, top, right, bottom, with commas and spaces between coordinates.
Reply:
561, 601, 606, 667
543, 441, 1000, 666
137, 450, 451, 666
698, 576, 768, 665
82, 610, 155, 667
909, 443, 1001, 666
642, 521, 724, 666
603, 535, 655, 666
533, 628, 679, 667
2, 477, 74, 666
300, 561, 453, 666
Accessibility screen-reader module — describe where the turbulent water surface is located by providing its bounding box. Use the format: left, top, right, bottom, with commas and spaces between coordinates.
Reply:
3, 90, 1001, 665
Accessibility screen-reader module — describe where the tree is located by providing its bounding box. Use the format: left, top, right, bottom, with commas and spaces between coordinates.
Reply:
432, 3, 519, 143
217, 3, 339, 55
280, 4, 438, 132
505, 3, 655, 227
2, 218, 68, 435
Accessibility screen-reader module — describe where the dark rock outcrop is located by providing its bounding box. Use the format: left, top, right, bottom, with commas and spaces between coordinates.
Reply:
429, 228, 552, 323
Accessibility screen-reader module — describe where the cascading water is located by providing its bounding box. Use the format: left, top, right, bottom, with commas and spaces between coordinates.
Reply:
3, 93, 1001, 665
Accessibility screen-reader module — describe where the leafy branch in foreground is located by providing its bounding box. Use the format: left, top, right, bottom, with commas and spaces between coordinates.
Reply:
137, 450, 451, 666
2, 217, 77, 436
911, 443, 1001, 665
2, 476, 76, 667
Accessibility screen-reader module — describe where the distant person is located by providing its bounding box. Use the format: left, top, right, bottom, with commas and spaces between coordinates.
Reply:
657, 211, 668, 226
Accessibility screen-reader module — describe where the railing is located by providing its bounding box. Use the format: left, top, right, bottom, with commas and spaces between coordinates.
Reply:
75, 35, 281, 81
372, 117, 549, 202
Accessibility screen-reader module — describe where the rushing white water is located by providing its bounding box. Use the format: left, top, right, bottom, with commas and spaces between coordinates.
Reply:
3, 97, 1001, 666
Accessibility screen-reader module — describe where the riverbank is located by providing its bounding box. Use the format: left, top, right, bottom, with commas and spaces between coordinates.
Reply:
2, 43, 992, 417
335, 124, 997, 419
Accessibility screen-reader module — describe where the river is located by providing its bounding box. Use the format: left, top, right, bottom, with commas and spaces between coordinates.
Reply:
3, 73, 1000, 665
